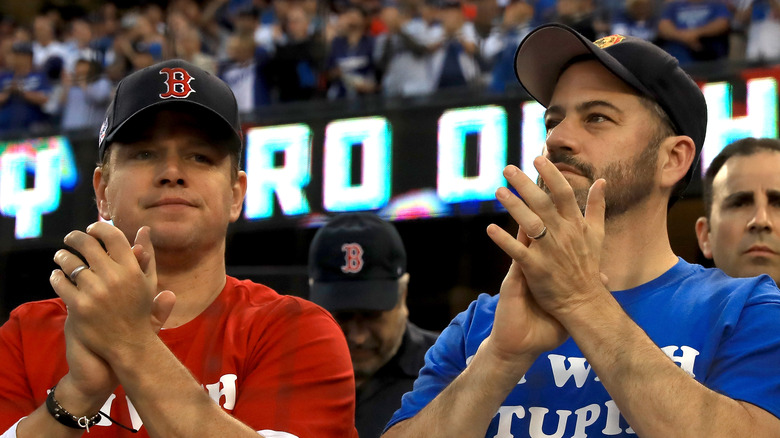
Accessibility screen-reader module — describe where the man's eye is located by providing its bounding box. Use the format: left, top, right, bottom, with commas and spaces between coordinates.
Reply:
193, 154, 213, 164
725, 199, 750, 209
133, 151, 153, 159
587, 113, 610, 123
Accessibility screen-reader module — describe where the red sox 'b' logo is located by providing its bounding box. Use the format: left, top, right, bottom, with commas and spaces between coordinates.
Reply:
159, 68, 195, 99
341, 243, 364, 274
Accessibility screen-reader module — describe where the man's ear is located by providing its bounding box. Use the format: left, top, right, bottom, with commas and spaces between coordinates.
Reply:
660, 135, 696, 190
695, 216, 713, 259
93, 167, 112, 221
229, 170, 248, 222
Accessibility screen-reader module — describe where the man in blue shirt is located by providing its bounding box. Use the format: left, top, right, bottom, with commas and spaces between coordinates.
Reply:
658, 0, 731, 64
382, 24, 780, 438
0, 42, 51, 136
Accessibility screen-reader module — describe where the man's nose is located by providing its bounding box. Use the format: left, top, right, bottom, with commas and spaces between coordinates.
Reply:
343, 319, 370, 346
156, 156, 186, 187
545, 118, 581, 157
747, 202, 773, 233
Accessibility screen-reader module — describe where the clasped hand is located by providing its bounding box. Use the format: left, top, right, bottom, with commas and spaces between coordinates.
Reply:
49, 223, 175, 394
484, 157, 608, 364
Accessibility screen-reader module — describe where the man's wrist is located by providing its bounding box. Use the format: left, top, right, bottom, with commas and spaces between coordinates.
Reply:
544, 280, 611, 322
476, 336, 538, 384
45, 386, 102, 432
53, 375, 111, 419
554, 287, 624, 333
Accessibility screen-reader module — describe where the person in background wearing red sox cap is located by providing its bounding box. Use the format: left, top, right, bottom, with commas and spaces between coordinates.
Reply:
0, 59, 358, 438
308, 213, 438, 438
382, 24, 780, 438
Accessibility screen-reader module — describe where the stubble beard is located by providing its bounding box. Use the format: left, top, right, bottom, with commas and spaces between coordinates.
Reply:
539, 138, 660, 221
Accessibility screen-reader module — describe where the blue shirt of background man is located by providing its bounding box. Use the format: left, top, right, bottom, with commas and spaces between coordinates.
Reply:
0, 70, 51, 133
660, 1, 731, 63
531, 0, 558, 27
437, 40, 468, 90
747, 0, 776, 21
386, 259, 780, 438
489, 29, 526, 93
326, 34, 375, 99
611, 9, 659, 42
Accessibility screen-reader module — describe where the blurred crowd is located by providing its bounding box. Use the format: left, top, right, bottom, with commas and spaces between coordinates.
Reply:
0, 0, 779, 137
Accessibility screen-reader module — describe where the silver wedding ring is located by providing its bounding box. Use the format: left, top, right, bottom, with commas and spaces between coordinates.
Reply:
527, 226, 548, 240
69, 265, 89, 283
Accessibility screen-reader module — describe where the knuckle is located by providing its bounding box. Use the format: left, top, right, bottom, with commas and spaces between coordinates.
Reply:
102, 271, 123, 289
528, 219, 545, 233
63, 252, 84, 266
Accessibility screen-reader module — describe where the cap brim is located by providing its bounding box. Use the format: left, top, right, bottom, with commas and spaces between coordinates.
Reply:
514, 24, 651, 107
104, 99, 242, 153
309, 279, 399, 312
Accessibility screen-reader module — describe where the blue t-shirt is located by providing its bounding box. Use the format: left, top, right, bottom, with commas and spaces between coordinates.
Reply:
611, 9, 659, 42
0, 70, 51, 133
748, 0, 776, 21
531, 0, 559, 27
386, 259, 780, 437
660, 1, 731, 63
326, 35, 375, 99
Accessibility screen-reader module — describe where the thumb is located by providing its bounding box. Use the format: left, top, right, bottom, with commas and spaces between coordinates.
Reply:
150, 291, 176, 332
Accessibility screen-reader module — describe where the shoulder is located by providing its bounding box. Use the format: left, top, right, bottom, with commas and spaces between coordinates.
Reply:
7, 298, 66, 321
681, 263, 778, 297
1, 298, 67, 341
221, 276, 340, 328
663, 262, 780, 320
225, 276, 326, 309
458, 292, 499, 326
428, 293, 497, 357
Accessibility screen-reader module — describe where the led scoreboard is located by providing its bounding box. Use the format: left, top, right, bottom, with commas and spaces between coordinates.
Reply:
0, 69, 778, 250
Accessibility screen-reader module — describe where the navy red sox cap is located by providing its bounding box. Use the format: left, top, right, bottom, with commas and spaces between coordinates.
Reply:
98, 59, 242, 162
308, 213, 407, 312
514, 24, 707, 191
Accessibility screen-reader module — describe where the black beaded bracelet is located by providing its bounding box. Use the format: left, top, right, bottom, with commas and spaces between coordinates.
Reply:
45, 386, 102, 432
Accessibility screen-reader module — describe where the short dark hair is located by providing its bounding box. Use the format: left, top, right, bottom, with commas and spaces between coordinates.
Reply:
702, 137, 780, 219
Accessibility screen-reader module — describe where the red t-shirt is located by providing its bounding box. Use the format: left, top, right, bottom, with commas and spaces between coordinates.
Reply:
0, 276, 358, 437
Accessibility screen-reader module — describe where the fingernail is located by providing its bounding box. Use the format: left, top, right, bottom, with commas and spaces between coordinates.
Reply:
504, 165, 518, 177
496, 187, 510, 200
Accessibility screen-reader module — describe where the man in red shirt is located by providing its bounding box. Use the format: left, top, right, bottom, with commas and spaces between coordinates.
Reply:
0, 59, 358, 438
